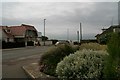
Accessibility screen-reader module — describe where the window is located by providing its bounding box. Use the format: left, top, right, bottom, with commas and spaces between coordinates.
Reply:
5, 29, 11, 33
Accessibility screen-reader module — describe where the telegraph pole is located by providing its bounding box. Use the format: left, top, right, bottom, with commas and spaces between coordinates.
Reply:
80, 22, 82, 42
77, 31, 79, 43
44, 19, 46, 46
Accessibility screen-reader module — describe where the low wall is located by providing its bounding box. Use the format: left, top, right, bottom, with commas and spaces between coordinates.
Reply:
40, 41, 52, 46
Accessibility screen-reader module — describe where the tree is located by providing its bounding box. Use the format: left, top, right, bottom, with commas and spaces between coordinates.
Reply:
41, 36, 48, 41
103, 32, 120, 79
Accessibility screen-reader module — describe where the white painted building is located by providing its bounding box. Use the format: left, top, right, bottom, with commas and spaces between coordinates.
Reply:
0, 26, 14, 42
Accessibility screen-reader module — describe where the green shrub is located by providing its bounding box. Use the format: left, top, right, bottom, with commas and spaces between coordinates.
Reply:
103, 33, 120, 79
79, 43, 107, 51
72, 45, 80, 52
39, 44, 79, 76
56, 49, 108, 80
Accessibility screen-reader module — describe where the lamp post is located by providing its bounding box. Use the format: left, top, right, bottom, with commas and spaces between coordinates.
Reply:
44, 19, 46, 46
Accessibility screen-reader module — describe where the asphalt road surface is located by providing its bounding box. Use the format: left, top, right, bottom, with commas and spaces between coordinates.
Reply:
2, 46, 51, 78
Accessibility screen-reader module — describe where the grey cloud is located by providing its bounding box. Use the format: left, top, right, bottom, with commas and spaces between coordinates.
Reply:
2, 2, 118, 40
44, 2, 118, 36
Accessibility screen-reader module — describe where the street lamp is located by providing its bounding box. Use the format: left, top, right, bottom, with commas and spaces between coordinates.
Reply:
44, 19, 46, 46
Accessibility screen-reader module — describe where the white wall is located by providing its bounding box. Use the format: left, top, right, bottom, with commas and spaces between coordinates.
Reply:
2, 30, 14, 42
2, 30, 7, 42
40, 41, 52, 46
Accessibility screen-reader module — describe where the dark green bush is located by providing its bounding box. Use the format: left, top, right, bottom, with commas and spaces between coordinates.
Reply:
39, 44, 79, 76
103, 32, 120, 79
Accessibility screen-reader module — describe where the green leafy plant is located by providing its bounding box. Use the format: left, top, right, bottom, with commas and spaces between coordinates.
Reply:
39, 44, 79, 76
103, 32, 120, 79
56, 49, 108, 80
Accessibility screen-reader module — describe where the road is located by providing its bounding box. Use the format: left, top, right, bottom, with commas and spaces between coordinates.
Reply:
2, 46, 51, 78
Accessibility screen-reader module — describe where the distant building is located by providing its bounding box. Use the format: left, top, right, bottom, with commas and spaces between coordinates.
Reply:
37, 32, 42, 41
0, 24, 38, 46
95, 25, 120, 44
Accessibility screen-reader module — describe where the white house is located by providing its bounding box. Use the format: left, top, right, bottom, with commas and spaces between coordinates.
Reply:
0, 26, 14, 42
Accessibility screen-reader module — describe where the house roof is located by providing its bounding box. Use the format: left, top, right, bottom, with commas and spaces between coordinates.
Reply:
95, 34, 100, 37
109, 25, 120, 28
9, 24, 37, 36
0, 26, 8, 29
95, 25, 120, 37
0, 24, 38, 38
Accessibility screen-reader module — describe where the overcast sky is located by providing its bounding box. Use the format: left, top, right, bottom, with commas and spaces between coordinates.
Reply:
1, 1, 118, 40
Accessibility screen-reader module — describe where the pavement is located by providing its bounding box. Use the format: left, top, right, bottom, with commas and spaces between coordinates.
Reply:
22, 62, 58, 80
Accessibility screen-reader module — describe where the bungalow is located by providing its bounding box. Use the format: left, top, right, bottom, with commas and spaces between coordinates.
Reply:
0, 24, 38, 46
95, 25, 120, 44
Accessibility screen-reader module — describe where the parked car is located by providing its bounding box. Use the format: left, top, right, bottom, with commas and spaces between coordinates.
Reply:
55, 40, 70, 46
